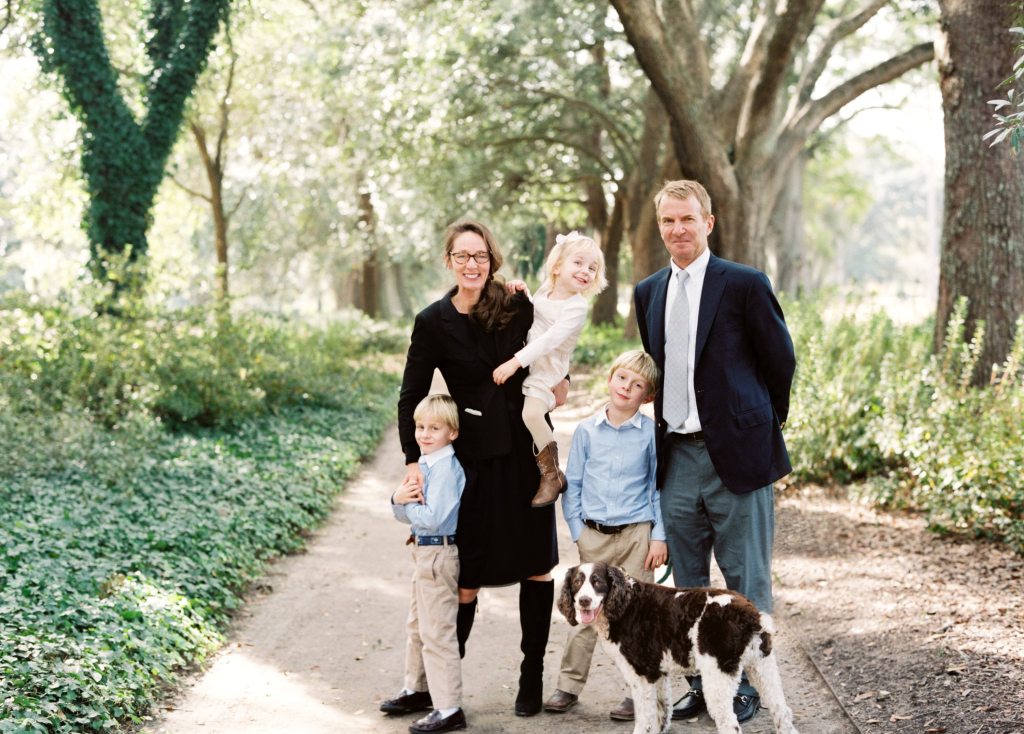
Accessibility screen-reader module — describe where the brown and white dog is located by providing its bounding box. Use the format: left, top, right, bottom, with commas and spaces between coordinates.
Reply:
558, 562, 798, 734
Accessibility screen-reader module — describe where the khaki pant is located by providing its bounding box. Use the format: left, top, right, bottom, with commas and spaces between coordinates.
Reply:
404, 543, 462, 709
556, 523, 654, 694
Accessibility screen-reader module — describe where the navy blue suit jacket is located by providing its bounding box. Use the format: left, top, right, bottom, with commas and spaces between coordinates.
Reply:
634, 254, 796, 494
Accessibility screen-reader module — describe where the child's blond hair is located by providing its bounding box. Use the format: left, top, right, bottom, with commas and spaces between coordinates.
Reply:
608, 350, 660, 399
413, 394, 459, 432
536, 231, 608, 298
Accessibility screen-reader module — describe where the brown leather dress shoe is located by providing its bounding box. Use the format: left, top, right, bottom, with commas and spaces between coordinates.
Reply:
543, 689, 579, 713
609, 697, 634, 721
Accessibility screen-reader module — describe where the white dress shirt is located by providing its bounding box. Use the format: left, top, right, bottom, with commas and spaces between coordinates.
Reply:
664, 247, 710, 434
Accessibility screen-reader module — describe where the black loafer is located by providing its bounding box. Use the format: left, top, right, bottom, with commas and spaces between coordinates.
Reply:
734, 693, 760, 722
409, 708, 467, 733
672, 689, 706, 720
380, 690, 433, 715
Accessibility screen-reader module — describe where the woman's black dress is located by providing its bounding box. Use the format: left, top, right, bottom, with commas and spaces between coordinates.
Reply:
397, 291, 558, 588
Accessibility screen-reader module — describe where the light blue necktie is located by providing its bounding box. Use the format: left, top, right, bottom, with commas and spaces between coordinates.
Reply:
663, 270, 690, 430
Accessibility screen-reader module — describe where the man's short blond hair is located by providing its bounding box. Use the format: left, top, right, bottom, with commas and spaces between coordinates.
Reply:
413, 394, 459, 432
654, 179, 713, 219
608, 350, 660, 398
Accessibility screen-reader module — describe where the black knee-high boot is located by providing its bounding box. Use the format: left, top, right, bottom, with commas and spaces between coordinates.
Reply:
514, 579, 554, 716
456, 599, 477, 659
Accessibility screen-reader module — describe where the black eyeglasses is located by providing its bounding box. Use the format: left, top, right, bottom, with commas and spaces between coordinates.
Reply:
449, 251, 491, 264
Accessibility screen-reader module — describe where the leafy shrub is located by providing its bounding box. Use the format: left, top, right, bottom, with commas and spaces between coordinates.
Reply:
868, 303, 1024, 551
784, 297, 933, 483
572, 322, 640, 369
787, 296, 1024, 554
0, 300, 402, 731
0, 297, 406, 428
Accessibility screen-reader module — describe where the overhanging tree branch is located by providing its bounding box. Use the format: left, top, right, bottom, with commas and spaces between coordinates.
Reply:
740, 0, 827, 148
797, 41, 935, 138
169, 173, 212, 202
794, 0, 892, 108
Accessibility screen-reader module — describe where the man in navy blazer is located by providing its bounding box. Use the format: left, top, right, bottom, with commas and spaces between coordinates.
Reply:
634, 179, 795, 723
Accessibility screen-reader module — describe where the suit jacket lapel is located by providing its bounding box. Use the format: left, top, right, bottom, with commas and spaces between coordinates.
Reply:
647, 268, 671, 366
695, 255, 727, 367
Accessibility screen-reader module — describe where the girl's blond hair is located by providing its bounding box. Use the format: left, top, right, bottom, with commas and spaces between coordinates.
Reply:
536, 231, 608, 298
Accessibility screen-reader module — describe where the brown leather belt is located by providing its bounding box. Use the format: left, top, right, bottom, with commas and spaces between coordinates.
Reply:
583, 519, 631, 535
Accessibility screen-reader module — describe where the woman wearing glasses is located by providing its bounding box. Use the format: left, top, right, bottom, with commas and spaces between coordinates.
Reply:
396, 219, 561, 723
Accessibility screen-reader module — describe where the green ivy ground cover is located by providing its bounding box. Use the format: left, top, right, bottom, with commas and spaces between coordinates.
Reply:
0, 368, 399, 733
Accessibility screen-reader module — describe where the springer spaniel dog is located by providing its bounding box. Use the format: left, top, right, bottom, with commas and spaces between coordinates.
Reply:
558, 562, 798, 734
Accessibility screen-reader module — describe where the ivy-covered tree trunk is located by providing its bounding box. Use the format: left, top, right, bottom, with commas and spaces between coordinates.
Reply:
35, 0, 230, 286
936, 0, 1024, 384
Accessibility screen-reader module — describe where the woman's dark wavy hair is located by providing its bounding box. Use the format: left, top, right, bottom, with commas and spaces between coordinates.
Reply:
443, 219, 515, 333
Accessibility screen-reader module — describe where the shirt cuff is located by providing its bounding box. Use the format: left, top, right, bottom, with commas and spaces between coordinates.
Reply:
568, 518, 584, 543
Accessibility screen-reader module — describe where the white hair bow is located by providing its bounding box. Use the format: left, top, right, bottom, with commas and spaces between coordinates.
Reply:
555, 231, 583, 246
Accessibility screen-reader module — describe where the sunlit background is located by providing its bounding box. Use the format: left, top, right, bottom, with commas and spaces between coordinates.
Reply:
0, 1, 944, 321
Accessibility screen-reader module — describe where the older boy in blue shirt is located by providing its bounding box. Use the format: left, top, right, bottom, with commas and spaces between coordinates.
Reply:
543, 350, 666, 721
381, 394, 468, 734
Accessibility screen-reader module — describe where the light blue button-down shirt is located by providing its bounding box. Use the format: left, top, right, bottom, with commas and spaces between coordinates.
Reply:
561, 407, 664, 543
392, 443, 465, 538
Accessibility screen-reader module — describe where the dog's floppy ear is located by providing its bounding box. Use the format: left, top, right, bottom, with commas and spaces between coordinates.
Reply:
603, 564, 632, 619
557, 566, 579, 626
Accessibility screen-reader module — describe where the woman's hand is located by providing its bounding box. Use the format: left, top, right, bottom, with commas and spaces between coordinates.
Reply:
403, 462, 424, 490
505, 279, 529, 296
552, 377, 570, 407
493, 357, 522, 385
395, 466, 424, 505
393, 475, 424, 505
644, 540, 668, 571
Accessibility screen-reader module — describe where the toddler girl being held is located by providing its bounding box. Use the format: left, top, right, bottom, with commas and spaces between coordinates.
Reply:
492, 232, 607, 507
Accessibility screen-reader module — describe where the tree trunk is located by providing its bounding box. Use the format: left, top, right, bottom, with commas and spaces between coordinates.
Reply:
191, 121, 230, 303
392, 261, 414, 319
592, 188, 625, 325
356, 185, 380, 318
936, 0, 1024, 384
37, 0, 230, 289
768, 152, 809, 296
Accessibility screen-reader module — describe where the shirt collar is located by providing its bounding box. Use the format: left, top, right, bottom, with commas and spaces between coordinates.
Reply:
593, 405, 644, 429
670, 246, 711, 281
419, 443, 455, 468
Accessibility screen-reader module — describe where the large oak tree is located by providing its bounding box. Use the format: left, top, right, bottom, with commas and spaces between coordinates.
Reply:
608, 0, 935, 269
935, 0, 1024, 383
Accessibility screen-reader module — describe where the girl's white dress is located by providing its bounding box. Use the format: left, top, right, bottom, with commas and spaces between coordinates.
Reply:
515, 292, 588, 410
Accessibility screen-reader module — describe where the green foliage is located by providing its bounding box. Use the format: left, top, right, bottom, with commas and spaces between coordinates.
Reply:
0, 296, 405, 428
787, 296, 1024, 554
571, 321, 639, 369
985, 26, 1024, 151
0, 303, 402, 731
33, 0, 230, 282
785, 296, 933, 482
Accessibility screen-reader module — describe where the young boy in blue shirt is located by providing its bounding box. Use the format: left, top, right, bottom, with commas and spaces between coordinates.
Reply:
543, 350, 666, 721
380, 394, 468, 733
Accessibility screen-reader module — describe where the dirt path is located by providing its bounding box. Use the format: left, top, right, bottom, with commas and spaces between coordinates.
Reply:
147, 392, 855, 734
